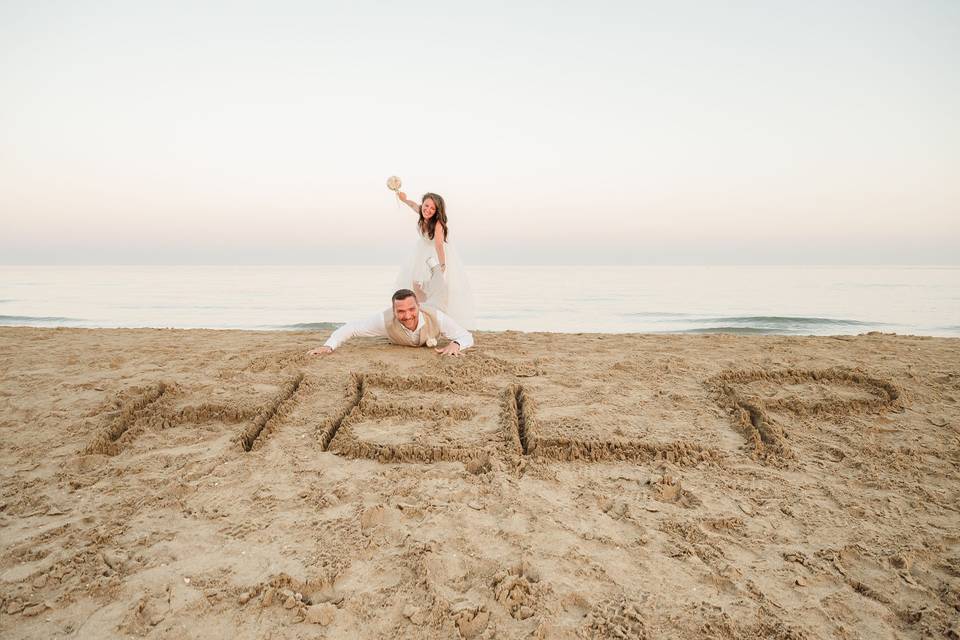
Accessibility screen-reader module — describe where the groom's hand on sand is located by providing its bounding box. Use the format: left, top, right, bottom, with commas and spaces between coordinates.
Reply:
308, 346, 333, 356
435, 342, 462, 357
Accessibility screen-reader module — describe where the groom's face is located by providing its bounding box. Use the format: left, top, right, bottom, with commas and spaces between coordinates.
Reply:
393, 296, 419, 331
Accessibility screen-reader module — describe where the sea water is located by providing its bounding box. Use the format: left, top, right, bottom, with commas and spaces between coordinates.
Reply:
1, 265, 957, 336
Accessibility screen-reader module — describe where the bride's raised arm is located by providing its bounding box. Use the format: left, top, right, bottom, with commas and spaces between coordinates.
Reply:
433, 221, 447, 271
396, 191, 420, 214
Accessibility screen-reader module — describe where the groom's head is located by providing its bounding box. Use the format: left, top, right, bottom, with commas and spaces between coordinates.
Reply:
392, 289, 419, 330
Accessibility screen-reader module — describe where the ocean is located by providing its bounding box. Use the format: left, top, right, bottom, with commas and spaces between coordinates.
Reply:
1, 265, 958, 336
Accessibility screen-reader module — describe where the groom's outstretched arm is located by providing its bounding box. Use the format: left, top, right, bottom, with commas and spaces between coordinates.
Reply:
436, 310, 473, 351
309, 312, 387, 355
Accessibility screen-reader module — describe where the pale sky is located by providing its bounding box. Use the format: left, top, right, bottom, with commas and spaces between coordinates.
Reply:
2, 1, 958, 264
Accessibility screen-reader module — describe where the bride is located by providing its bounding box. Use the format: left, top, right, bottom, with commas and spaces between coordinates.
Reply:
394, 189, 476, 330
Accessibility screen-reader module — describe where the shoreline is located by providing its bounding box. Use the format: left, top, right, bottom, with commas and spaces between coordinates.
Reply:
1, 327, 957, 638
1, 323, 957, 338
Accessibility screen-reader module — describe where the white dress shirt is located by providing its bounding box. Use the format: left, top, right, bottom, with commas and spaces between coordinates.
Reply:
323, 307, 474, 351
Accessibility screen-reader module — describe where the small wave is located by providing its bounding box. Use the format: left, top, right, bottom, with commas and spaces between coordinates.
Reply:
658, 315, 892, 335
674, 326, 796, 335
273, 322, 344, 331
683, 315, 878, 327
0, 314, 83, 325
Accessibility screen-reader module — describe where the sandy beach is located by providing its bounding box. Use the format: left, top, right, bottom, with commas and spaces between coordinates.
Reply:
0, 326, 957, 639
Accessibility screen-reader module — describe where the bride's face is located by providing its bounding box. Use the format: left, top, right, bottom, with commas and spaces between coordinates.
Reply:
421, 197, 437, 219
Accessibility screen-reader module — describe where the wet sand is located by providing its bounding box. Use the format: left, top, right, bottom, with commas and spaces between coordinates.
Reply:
0, 327, 958, 639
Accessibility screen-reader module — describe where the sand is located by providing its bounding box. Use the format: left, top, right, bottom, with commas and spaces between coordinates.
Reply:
0, 327, 958, 639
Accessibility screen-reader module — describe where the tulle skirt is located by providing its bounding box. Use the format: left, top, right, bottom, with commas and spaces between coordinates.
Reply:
395, 235, 476, 330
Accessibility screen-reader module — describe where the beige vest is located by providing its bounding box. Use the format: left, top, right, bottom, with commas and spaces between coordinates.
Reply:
383, 306, 442, 347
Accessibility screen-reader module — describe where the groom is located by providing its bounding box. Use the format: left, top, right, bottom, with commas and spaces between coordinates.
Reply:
307, 289, 473, 357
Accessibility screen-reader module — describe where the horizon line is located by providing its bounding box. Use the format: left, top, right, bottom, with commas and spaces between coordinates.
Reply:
2, 262, 959, 268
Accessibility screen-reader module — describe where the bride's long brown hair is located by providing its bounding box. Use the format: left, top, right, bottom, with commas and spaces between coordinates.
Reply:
419, 192, 449, 241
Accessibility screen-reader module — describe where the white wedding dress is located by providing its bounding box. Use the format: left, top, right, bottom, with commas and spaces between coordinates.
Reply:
395, 232, 476, 330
